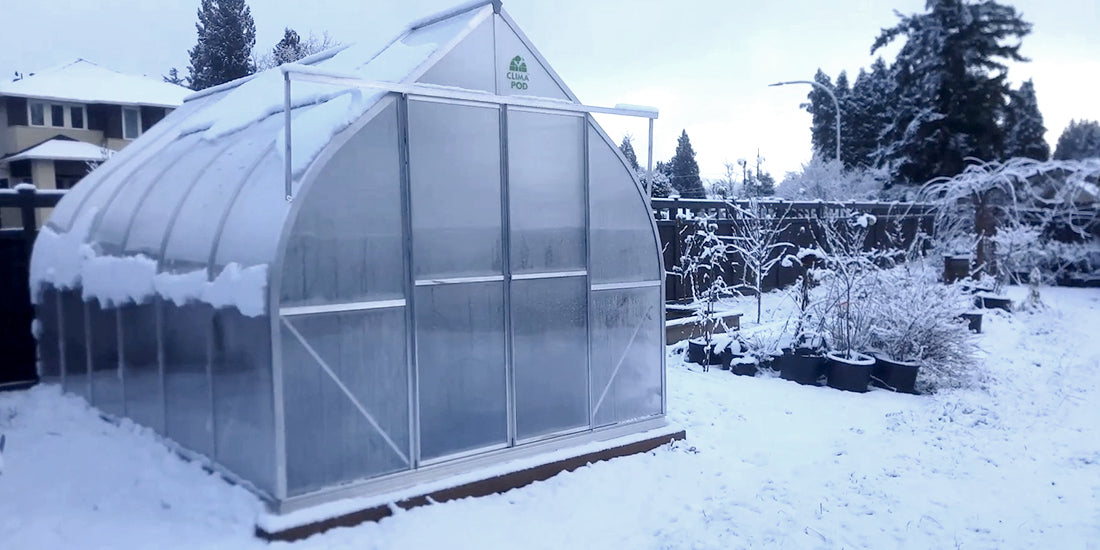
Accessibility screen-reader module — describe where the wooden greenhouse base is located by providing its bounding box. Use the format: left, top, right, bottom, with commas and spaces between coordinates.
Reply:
257, 427, 686, 542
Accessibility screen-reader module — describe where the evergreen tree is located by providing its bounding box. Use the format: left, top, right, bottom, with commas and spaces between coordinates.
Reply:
847, 58, 894, 169
1003, 80, 1049, 160
187, 0, 257, 91
805, 69, 839, 163
670, 130, 706, 198
619, 136, 640, 171
272, 28, 306, 66
873, 0, 1031, 184
162, 67, 185, 86
1053, 119, 1100, 160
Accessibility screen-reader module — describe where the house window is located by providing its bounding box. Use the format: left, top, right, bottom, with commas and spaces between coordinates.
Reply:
30, 102, 45, 126
122, 107, 141, 139
50, 105, 65, 127
70, 106, 84, 129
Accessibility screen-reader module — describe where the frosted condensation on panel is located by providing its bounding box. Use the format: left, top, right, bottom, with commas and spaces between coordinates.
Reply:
415, 282, 507, 461
282, 102, 404, 306
88, 302, 123, 417
214, 150, 290, 269
162, 303, 215, 458
507, 111, 585, 274
408, 100, 502, 280
36, 288, 61, 380
122, 136, 230, 258
92, 132, 206, 256
493, 18, 570, 100
590, 287, 662, 427
59, 290, 88, 400
121, 301, 164, 434
417, 18, 494, 93
212, 310, 276, 495
163, 115, 284, 269
282, 308, 410, 496
512, 277, 588, 440
587, 124, 661, 284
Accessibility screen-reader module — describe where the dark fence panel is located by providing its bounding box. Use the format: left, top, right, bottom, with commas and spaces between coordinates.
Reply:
653, 198, 936, 303
0, 187, 64, 389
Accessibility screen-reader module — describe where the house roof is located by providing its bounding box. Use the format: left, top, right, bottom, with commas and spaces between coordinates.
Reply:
0, 59, 190, 108
2, 137, 112, 163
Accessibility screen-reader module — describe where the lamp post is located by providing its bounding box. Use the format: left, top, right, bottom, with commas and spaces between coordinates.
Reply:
769, 80, 841, 164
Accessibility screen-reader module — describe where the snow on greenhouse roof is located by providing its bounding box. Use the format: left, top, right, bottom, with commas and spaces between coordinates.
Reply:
0, 59, 190, 108
3, 137, 112, 163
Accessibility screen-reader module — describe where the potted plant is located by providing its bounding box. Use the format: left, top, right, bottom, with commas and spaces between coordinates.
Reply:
676, 214, 737, 371
817, 211, 880, 392
772, 249, 829, 385
868, 262, 979, 393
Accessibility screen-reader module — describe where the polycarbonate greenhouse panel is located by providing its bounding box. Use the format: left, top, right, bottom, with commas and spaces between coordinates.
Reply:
213, 149, 291, 270
417, 18, 495, 93
211, 310, 276, 495
281, 308, 411, 496
59, 290, 88, 400
120, 302, 164, 434
282, 101, 404, 307
162, 303, 215, 459
587, 124, 661, 284
493, 16, 570, 100
90, 132, 205, 256
511, 276, 588, 440
88, 301, 123, 417
408, 99, 503, 280
415, 282, 508, 461
36, 288, 61, 380
44, 95, 214, 234
507, 109, 586, 274
162, 114, 285, 269
589, 286, 663, 427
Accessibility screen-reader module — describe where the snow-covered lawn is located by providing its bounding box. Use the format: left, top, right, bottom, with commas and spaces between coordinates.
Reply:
1, 287, 1098, 549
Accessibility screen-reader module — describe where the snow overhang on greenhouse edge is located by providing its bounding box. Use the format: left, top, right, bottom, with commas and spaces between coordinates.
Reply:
29, 2, 498, 316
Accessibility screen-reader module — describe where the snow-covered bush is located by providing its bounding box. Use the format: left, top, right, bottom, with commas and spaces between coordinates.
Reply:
725, 199, 796, 323
813, 211, 881, 357
674, 214, 736, 366
867, 263, 980, 392
776, 157, 887, 201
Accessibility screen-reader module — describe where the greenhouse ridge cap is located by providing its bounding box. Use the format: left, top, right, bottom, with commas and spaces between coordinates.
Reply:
280, 65, 660, 119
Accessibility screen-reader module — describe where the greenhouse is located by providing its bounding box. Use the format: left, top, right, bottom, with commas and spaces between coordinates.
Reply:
29, 0, 675, 519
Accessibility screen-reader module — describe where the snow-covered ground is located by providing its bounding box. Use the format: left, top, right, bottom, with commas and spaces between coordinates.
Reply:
1, 287, 1098, 549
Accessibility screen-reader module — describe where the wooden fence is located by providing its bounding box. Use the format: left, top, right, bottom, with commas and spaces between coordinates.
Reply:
0, 186, 63, 388
652, 198, 937, 303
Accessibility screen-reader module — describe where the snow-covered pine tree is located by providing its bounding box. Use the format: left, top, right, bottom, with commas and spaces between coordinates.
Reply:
619, 136, 641, 171
670, 130, 706, 199
1053, 119, 1100, 160
1003, 80, 1049, 161
272, 28, 306, 66
187, 0, 257, 91
873, 0, 1031, 184
162, 67, 185, 85
805, 69, 838, 163
847, 58, 893, 170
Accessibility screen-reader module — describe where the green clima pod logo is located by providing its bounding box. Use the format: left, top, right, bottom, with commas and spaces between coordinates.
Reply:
507, 55, 529, 90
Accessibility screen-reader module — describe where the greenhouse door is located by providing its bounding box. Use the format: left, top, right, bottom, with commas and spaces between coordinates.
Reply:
407, 98, 509, 463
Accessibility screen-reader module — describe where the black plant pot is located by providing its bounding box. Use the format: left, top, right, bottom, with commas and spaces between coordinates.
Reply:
826, 351, 875, 393
943, 255, 971, 284
974, 294, 1012, 312
958, 312, 982, 333
728, 355, 758, 376
871, 356, 920, 394
776, 347, 826, 385
687, 338, 734, 367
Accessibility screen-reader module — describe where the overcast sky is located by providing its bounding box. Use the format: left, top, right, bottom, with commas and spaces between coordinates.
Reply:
2, 0, 1097, 180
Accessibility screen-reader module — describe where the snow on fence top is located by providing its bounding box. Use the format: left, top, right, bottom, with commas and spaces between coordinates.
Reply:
0, 59, 190, 108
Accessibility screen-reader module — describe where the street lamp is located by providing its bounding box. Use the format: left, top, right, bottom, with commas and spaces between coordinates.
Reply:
769, 80, 841, 164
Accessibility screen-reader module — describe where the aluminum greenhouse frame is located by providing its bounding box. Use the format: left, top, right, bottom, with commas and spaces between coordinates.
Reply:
29, 0, 678, 525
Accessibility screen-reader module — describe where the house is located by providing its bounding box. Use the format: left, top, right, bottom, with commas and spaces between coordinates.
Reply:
0, 59, 189, 226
